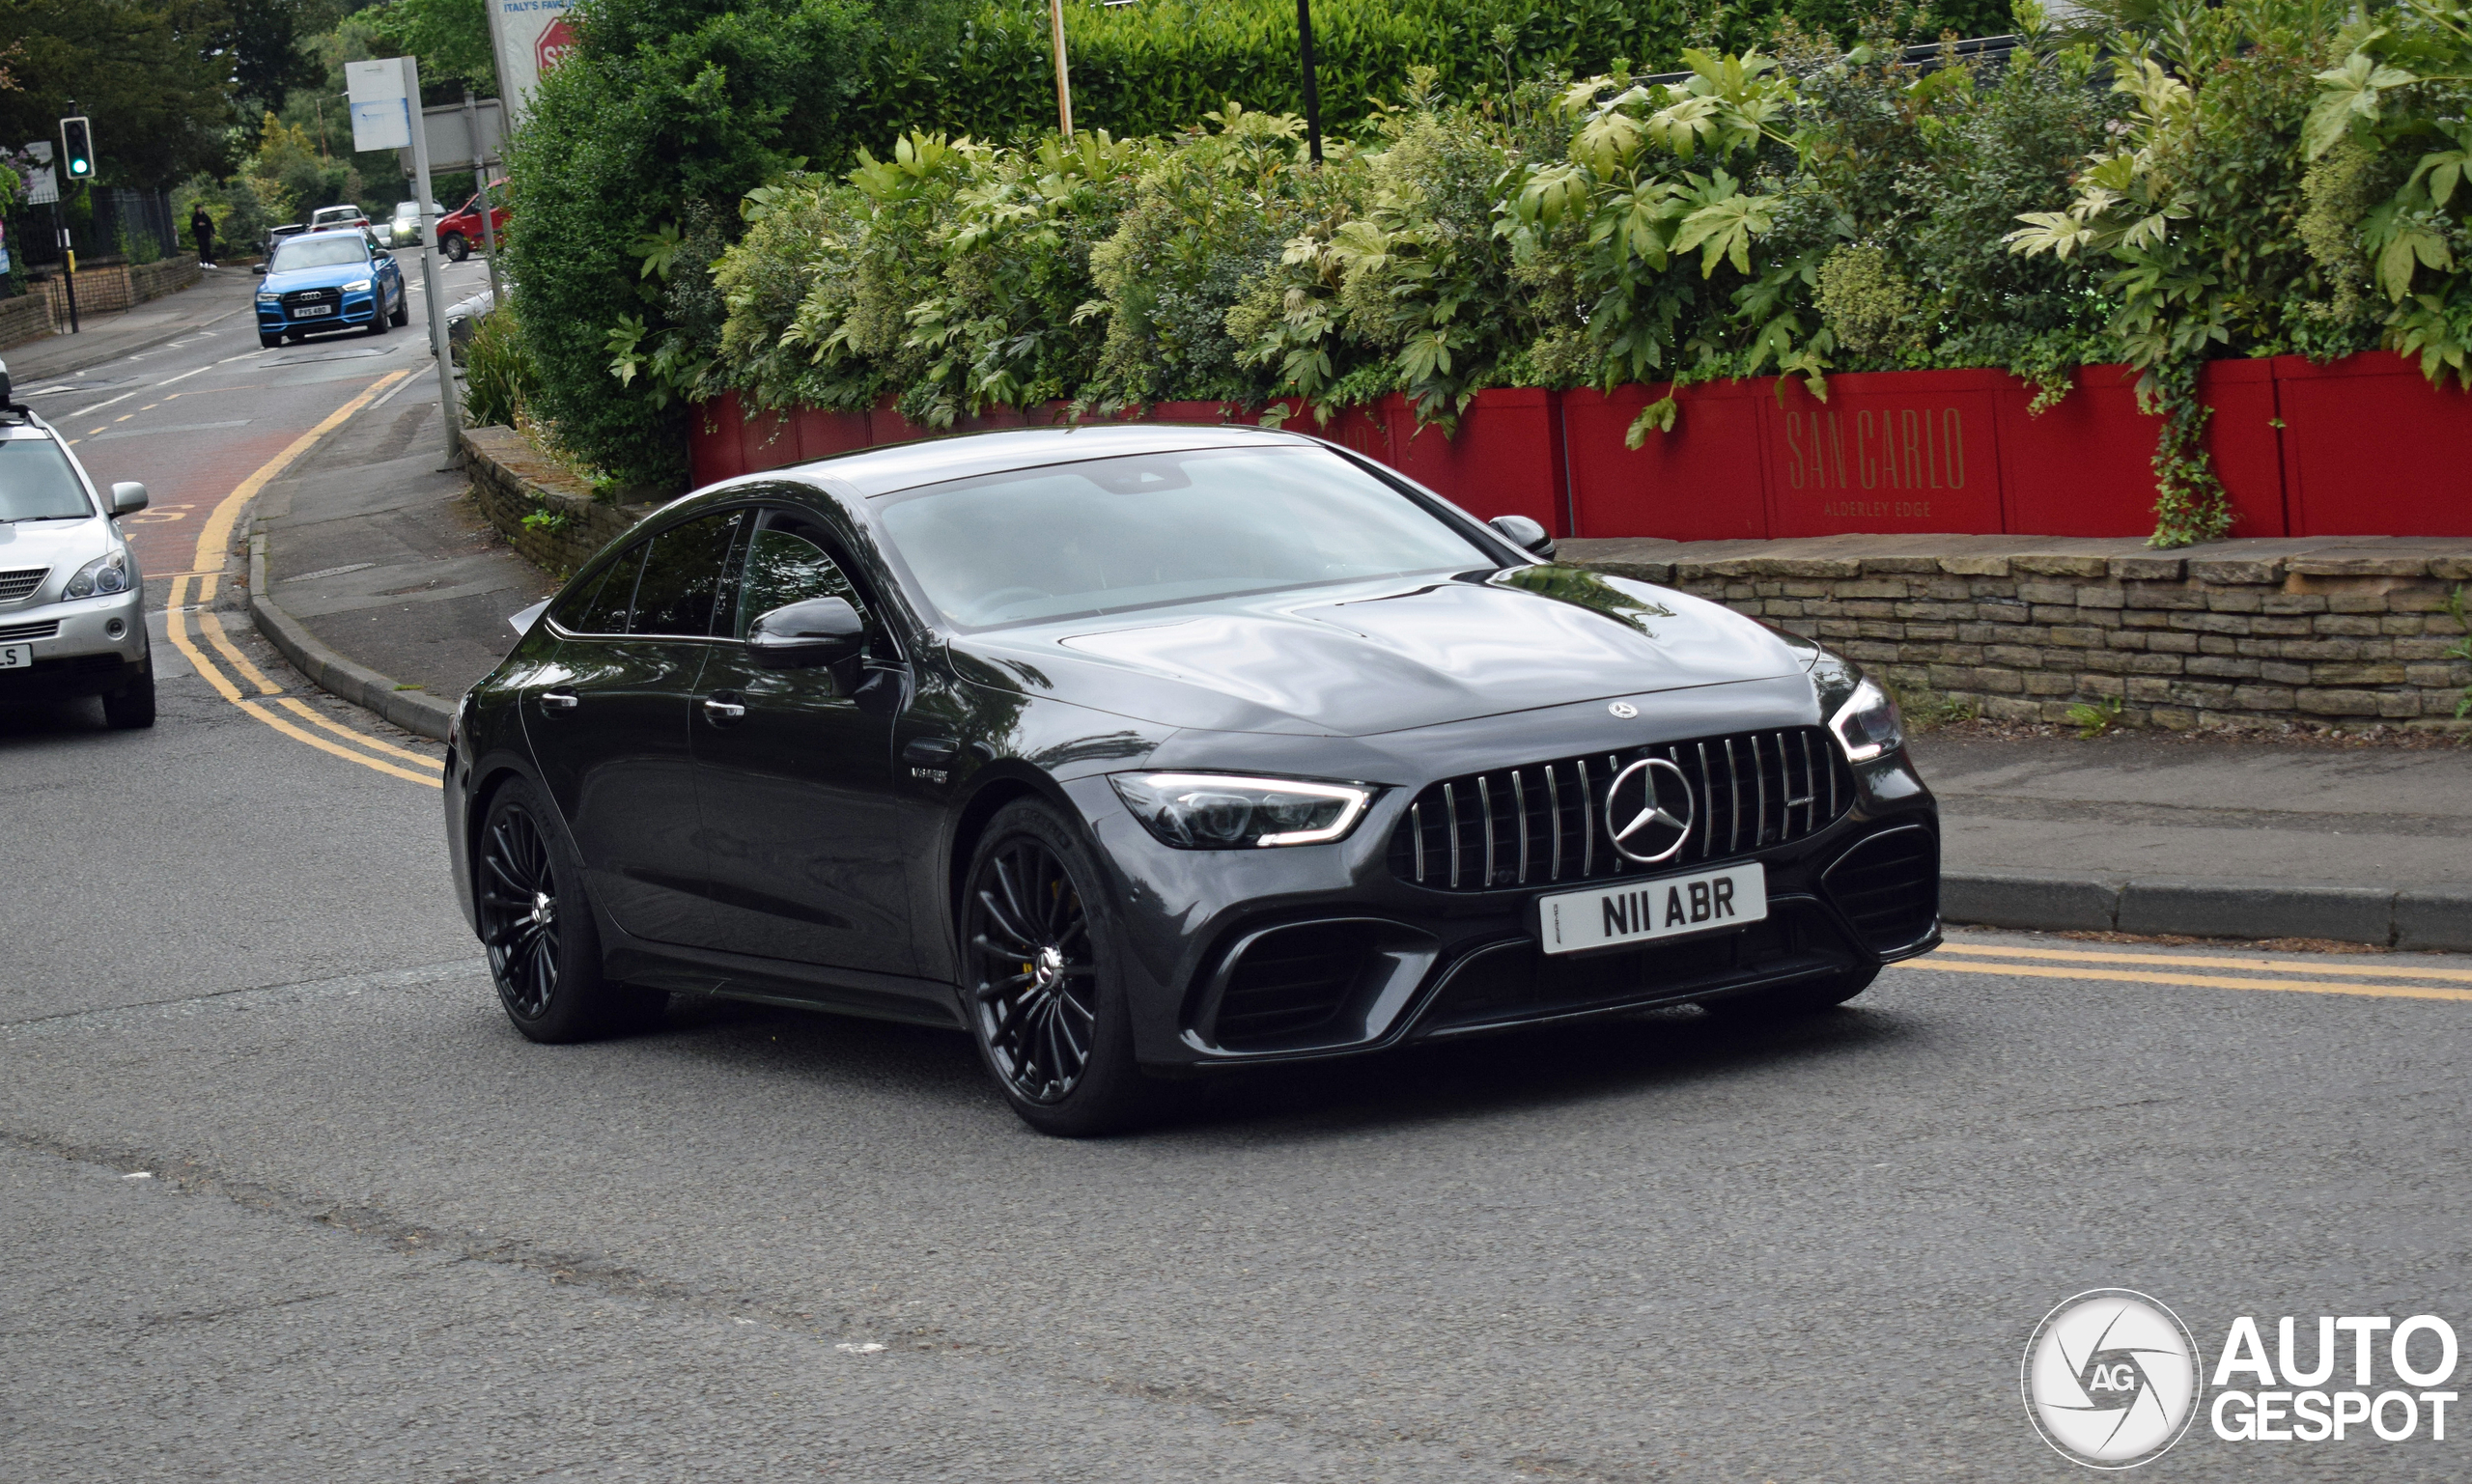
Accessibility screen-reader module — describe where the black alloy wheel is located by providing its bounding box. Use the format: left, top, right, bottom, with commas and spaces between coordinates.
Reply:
479, 801, 563, 1020
962, 800, 1155, 1135
475, 778, 664, 1042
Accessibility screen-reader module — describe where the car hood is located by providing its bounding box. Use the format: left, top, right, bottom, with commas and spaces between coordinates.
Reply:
0, 516, 112, 583
951, 565, 1816, 738
262, 264, 374, 294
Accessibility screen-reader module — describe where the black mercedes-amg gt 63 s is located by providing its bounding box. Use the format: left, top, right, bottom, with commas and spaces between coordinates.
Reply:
444, 424, 1939, 1134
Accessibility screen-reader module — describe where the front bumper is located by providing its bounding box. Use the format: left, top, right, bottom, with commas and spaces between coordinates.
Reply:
0, 586, 150, 703
1057, 685, 1940, 1073
257, 291, 379, 336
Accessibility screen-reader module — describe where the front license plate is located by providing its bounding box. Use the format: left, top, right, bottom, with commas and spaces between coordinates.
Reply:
0, 644, 29, 669
1537, 863, 1767, 955
295, 304, 333, 317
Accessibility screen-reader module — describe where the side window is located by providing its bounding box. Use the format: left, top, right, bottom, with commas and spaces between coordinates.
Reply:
733, 522, 869, 639
554, 541, 646, 634
629, 511, 744, 637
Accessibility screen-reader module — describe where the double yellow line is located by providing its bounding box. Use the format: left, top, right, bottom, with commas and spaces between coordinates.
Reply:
160, 368, 443, 789
1900, 940, 2472, 1003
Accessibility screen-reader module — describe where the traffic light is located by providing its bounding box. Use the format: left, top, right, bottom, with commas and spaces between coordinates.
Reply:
60, 117, 94, 181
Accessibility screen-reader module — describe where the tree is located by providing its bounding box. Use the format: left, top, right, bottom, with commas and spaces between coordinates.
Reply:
0, 0, 238, 185
350, 0, 497, 98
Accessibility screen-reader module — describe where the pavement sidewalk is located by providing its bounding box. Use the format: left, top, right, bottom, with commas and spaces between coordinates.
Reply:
248, 369, 551, 738
243, 412, 2472, 950
3, 268, 258, 387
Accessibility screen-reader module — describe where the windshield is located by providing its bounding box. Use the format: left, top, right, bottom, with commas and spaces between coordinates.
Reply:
876, 445, 1496, 628
268, 237, 370, 272
0, 439, 95, 522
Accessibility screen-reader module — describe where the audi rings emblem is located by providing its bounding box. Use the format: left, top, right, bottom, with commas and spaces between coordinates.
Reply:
1603, 757, 1696, 864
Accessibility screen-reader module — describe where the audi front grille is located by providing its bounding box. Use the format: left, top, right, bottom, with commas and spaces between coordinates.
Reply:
1387, 726, 1853, 892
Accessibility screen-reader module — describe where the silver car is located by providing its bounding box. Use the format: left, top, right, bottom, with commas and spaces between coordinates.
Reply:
0, 359, 156, 728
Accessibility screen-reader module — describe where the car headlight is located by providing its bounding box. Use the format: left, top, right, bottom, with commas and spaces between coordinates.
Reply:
343, 278, 372, 293
1110, 772, 1374, 849
65, 549, 131, 599
257, 293, 278, 303
1829, 677, 1904, 764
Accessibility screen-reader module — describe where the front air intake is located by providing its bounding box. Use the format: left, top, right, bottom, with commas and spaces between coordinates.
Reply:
1821, 826, 1939, 953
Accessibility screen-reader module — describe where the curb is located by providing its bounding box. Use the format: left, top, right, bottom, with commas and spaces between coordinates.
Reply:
247, 529, 457, 742
1943, 870, 2472, 953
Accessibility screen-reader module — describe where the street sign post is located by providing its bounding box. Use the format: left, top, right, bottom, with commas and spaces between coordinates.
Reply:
485, 0, 579, 124
350, 57, 460, 460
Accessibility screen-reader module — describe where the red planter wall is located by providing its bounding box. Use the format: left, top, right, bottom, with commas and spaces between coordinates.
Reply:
1757, 369, 2005, 537
1564, 383, 1768, 541
683, 354, 2472, 536
2271, 351, 2472, 537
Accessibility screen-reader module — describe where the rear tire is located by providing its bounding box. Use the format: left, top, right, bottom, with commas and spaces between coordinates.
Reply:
101, 657, 155, 730
475, 777, 667, 1043
1705, 964, 1879, 1019
441, 233, 468, 263
961, 799, 1161, 1137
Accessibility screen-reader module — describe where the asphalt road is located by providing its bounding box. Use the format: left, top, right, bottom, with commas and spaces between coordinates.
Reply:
6, 305, 2471, 1478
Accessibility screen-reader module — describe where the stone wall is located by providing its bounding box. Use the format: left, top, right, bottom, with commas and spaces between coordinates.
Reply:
25, 258, 199, 322
462, 424, 654, 576
1563, 538, 2472, 731
0, 293, 53, 350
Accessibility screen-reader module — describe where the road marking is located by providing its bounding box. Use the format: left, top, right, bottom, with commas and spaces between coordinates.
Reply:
70, 391, 139, 417
91, 419, 253, 440
1900, 953, 2472, 1004
1930, 939, 2472, 984
162, 368, 439, 789
154, 364, 213, 387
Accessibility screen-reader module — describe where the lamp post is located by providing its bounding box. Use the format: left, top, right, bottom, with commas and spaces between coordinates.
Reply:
1297, 0, 1323, 164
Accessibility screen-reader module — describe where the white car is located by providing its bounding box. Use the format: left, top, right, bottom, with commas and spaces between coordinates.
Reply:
307, 205, 371, 234
389, 199, 443, 248
0, 359, 156, 728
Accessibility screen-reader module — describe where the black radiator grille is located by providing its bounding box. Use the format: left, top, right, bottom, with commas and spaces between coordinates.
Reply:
0, 618, 59, 641
1389, 726, 1852, 892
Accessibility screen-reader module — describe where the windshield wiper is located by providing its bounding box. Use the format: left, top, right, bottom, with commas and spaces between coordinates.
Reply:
3, 514, 88, 523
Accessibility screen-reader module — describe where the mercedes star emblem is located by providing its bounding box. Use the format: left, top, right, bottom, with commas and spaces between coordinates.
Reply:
1603, 757, 1695, 864
1608, 701, 1639, 718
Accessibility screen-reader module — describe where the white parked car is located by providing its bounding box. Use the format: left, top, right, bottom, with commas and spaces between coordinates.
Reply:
0, 359, 155, 728
389, 199, 443, 248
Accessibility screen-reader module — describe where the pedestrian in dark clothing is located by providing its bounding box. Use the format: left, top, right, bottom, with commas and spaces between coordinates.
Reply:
191, 206, 216, 267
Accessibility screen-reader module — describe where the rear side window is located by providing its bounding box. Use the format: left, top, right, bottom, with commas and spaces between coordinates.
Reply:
629, 511, 744, 636
554, 542, 646, 634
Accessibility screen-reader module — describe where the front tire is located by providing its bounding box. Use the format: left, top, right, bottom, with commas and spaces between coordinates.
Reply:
1705, 964, 1879, 1019
259, 332, 282, 349
475, 777, 666, 1042
101, 657, 155, 730
962, 799, 1157, 1136
367, 308, 388, 337
441, 232, 468, 263
389, 292, 409, 327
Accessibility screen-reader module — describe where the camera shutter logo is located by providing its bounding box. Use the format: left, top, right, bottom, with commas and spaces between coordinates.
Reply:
2023, 1289, 2203, 1469
1602, 757, 1694, 865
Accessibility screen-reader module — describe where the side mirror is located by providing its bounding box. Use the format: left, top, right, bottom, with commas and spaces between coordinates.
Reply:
1489, 514, 1556, 560
109, 481, 150, 516
747, 596, 865, 669
251, 265, 267, 276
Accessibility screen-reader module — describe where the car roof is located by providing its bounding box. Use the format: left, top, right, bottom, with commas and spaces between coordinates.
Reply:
772, 423, 1329, 498
281, 227, 374, 245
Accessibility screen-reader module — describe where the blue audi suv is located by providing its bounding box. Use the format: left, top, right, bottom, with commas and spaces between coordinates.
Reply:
254, 228, 408, 348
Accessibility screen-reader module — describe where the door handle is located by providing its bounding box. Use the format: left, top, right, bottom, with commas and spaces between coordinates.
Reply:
538, 688, 577, 713
702, 694, 746, 724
